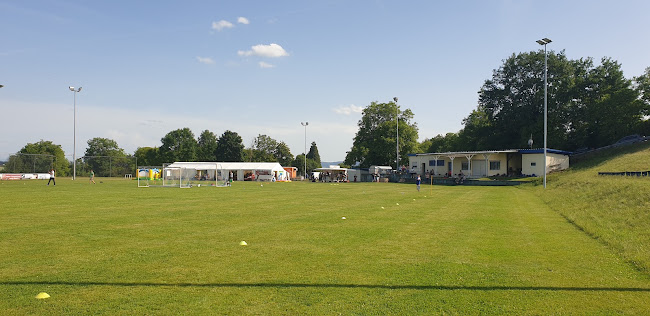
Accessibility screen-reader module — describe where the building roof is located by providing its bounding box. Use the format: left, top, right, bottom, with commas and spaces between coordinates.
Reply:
167, 162, 284, 170
518, 149, 573, 155
408, 148, 572, 157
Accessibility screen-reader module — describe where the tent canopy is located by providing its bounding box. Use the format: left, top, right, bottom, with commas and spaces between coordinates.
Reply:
167, 162, 284, 171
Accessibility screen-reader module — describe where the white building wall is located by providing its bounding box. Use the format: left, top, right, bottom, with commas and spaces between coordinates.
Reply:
522, 153, 570, 176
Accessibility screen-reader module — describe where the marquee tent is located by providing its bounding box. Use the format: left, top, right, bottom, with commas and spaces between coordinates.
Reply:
165, 162, 288, 181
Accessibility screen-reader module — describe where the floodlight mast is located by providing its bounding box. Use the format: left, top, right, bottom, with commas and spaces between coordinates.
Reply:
69, 86, 82, 180
394, 97, 399, 171
301, 122, 308, 179
536, 38, 551, 188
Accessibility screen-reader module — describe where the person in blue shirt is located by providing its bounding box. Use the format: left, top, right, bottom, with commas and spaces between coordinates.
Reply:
416, 175, 421, 192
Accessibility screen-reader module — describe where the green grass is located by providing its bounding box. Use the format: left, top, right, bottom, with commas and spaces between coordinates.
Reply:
1, 178, 649, 314
540, 141, 650, 275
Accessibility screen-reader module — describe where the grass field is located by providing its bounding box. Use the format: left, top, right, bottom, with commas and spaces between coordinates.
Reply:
1, 178, 649, 314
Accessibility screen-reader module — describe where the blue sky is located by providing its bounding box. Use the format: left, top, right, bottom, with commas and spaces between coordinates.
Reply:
1, 0, 649, 162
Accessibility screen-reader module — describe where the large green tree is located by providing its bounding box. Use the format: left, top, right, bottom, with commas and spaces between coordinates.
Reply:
83, 137, 128, 177
292, 154, 320, 177
465, 51, 644, 151
159, 128, 198, 163
633, 67, 650, 135
306, 141, 321, 167
197, 130, 218, 161
215, 130, 245, 162
3, 140, 69, 175
275, 141, 293, 166
344, 100, 419, 168
249, 134, 278, 162
247, 134, 293, 165
134, 147, 161, 167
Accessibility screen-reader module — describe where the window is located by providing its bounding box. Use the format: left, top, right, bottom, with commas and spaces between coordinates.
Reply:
437, 160, 445, 166
489, 161, 501, 170
428, 160, 436, 166
461, 162, 469, 170
531, 162, 537, 166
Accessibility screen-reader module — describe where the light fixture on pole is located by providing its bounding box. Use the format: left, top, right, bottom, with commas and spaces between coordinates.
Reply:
394, 97, 399, 171
69, 86, 82, 180
536, 37, 551, 188
301, 122, 308, 180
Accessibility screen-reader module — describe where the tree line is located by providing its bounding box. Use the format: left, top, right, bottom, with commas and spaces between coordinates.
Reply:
3, 129, 323, 177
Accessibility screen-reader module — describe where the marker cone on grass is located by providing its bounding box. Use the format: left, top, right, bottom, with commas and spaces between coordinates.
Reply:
239, 241, 248, 246
35, 292, 50, 299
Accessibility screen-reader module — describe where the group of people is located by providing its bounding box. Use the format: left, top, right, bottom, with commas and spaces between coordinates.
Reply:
46, 168, 96, 185
314, 171, 348, 183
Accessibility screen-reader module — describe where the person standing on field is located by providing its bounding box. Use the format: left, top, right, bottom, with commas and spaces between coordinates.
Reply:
89, 169, 96, 184
416, 175, 421, 192
47, 168, 55, 186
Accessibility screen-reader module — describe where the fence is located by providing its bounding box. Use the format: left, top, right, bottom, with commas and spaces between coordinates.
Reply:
1, 153, 54, 173
598, 171, 650, 177
76, 156, 137, 178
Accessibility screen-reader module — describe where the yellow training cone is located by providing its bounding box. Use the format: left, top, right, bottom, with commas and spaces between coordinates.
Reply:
341, 217, 346, 220
35, 292, 50, 299
239, 241, 248, 246
396, 203, 400, 206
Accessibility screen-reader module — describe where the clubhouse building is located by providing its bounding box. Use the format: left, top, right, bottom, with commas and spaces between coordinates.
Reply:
407, 149, 571, 178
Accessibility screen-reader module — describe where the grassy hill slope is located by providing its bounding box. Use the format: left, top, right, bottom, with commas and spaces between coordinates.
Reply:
540, 141, 650, 274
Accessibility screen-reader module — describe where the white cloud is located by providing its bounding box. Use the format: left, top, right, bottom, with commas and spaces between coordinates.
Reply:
196, 56, 215, 65
237, 17, 250, 24
211, 20, 233, 31
238, 43, 289, 58
334, 104, 364, 115
259, 62, 275, 68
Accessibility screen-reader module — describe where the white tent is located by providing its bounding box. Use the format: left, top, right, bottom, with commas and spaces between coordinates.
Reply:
166, 162, 288, 181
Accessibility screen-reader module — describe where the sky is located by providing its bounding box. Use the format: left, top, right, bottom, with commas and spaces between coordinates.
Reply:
1, 0, 649, 162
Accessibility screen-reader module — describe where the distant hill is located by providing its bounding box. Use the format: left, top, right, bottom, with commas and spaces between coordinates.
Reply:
320, 161, 343, 168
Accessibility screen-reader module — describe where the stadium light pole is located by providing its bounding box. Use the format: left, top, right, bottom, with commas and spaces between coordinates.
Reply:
301, 122, 308, 180
536, 38, 551, 189
394, 97, 399, 171
69, 86, 82, 180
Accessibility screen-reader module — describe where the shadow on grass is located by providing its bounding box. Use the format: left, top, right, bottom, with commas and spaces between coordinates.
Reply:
2, 281, 649, 292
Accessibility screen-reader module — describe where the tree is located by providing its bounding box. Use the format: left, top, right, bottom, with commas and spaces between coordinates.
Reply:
306, 141, 321, 167
248, 134, 293, 165
159, 128, 198, 163
292, 154, 320, 176
634, 67, 650, 135
3, 140, 69, 175
469, 51, 643, 151
197, 130, 218, 161
275, 141, 293, 166
84, 137, 128, 177
216, 130, 245, 162
427, 133, 460, 153
344, 100, 419, 168
249, 134, 278, 162
134, 147, 161, 166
